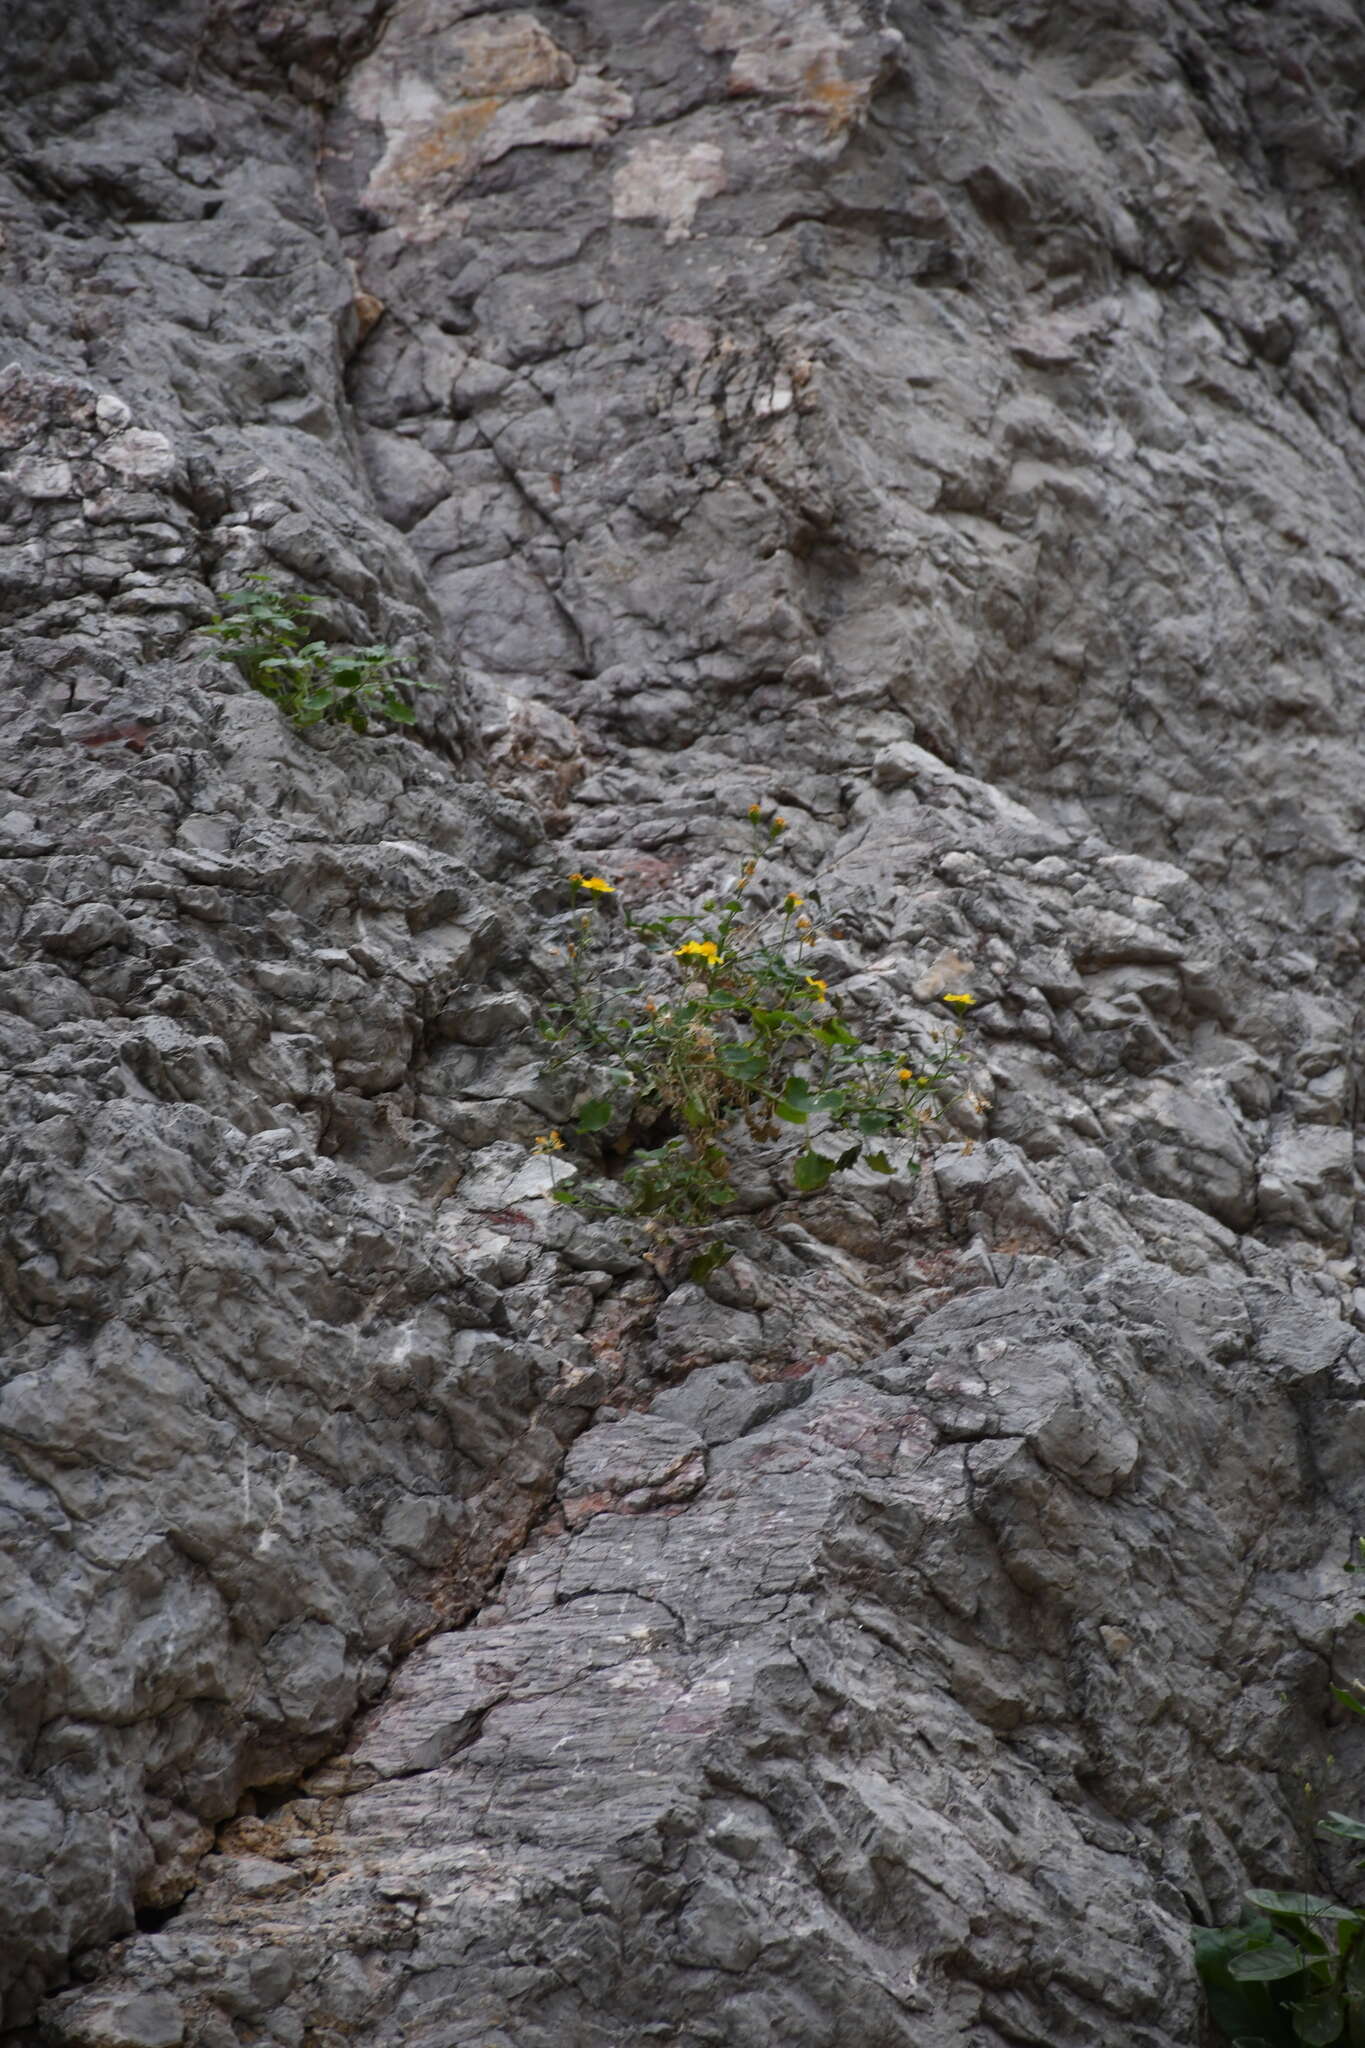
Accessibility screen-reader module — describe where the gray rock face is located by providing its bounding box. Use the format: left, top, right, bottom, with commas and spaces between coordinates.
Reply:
4, 0, 1365, 2041
33, 1261, 1365, 2047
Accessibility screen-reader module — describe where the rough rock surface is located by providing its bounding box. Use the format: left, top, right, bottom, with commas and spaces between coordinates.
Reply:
3, 0, 1365, 2042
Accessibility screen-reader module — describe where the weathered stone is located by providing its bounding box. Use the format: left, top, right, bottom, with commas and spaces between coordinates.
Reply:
5, 0, 1365, 2039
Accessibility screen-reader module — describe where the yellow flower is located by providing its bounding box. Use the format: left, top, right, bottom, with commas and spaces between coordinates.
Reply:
675, 939, 720, 963
748, 803, 763, 821
772, 815, 788, 832
784, 893, 804, 911
805, 976, 828, 1001
534, 1130, 564, 1152
897, 1067, 913, 1083
941, 991, 976, 1006
569, 873, 615, 894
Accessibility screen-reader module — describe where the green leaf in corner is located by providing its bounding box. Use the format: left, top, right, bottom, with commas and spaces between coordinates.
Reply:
1345, 1931, 1365, 1998
1197, 1921, 1301, 2044
1320, 1813, 1365, 1846
1246, 1891, 1360, 1925
1228, 1942, 1308, 1983
576, 1099, 613, 1134
688, 1241, 734, 1284
1293, 1988, 1345, 2045
717, 1043, 765, 1082
793, 1149, 836, 1193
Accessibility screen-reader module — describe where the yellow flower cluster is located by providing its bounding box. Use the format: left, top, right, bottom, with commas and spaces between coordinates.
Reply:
675, 939, 721, 963
569, 873, 615, 894
941, 991, 976, 1006
534, 1130, 565, 1152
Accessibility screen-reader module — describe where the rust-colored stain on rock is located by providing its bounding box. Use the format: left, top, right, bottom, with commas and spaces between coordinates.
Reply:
391, 98, 500, 187
799, 55, 863, 133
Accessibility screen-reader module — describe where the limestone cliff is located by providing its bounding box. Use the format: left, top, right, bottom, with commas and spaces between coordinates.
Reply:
2, 2, 1365, 2043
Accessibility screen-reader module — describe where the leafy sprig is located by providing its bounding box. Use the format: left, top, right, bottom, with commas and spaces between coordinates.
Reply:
537, 810, 973, 1224
202, 575, 426, 733
1195, 1539, 1365, 2046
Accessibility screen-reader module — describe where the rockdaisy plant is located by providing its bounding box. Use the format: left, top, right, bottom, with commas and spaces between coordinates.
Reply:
537, 808, 974, 1226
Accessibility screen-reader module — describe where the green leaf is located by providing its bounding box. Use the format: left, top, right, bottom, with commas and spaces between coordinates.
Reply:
1293, 1989, 1345, 2045
576, 1099, 613, 1133
717, 1044, 765, 1081
1345, 1933, 1365, 2000
1320, 1814, 1365, 1846
793, 1149, 836, 1193
1248, 1893, 1362, 1925
1198, 1922, 1302, 2043
746, 1007, 781, 1032
779, 1076, 818, 1115
382, 699, 417, 724
1229, 1943, 1309, 1984
773, 1101, 809, 1125
865, 1150, 894, 1174
1332, 1686, 1365, 1719
689, 1242, 734, 1284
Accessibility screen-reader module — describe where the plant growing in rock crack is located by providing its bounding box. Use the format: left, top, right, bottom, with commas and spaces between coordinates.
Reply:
201, 573, 426, 733
535, 805, 975, 1230
1195, 1540, 1365, 2047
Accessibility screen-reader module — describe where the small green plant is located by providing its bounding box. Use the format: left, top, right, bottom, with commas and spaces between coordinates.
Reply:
536, 806, 974, 1225
1195, 1541, 1365, 2046
202, 574, 425, 732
